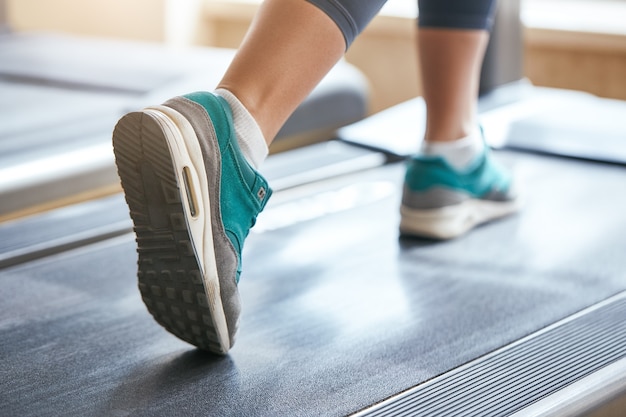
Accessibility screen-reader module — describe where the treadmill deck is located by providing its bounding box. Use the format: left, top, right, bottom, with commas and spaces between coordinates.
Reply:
1, 151, 625, 416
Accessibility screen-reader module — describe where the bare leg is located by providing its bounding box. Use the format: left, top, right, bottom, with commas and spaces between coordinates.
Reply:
401, 24, 518, 240
217, 0, 346, 145
417, 28, 490, 143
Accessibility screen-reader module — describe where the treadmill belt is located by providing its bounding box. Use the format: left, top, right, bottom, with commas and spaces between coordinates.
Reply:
1, 152, 626, 416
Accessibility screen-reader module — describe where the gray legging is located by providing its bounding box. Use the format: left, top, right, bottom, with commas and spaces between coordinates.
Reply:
306, 0, 497, 49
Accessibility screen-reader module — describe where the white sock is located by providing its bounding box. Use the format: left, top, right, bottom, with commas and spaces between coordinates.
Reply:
214, 88, 268, 170
420, 128, 484, 171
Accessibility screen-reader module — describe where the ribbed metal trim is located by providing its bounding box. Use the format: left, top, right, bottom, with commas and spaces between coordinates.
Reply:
354, 292, 626, 417
0, 221, 131, 269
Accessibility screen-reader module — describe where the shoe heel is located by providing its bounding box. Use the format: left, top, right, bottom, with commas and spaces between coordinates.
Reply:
113, 111, 227, 354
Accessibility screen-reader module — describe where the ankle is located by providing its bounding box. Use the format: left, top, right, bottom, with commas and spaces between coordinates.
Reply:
420, 128, 484, 170
214, 89, 269, 169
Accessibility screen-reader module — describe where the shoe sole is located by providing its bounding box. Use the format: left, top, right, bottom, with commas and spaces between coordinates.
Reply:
112, 107, 230, 354
399, 198, 520, 240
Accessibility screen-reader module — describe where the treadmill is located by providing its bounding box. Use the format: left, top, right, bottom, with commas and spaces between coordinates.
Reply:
1, 1, 625, 416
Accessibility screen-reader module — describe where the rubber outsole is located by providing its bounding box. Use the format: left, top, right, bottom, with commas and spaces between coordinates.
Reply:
112, 111, 226, 354
399, 198, 519, 240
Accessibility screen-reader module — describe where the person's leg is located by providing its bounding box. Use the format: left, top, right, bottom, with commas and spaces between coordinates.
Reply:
112, 0, 386, 354
217, 0, 345, 144
418, 29, 488, 144
219, 0, 387, 144
417, 0, 495, 144
400, 0, 520, 239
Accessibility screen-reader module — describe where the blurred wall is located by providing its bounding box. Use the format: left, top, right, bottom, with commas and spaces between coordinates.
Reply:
7, 0, 166, 41
7, 0, 626, 110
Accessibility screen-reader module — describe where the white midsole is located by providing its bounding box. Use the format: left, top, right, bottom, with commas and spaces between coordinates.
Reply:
144, 106, 229, 352
400, 198, 520, 240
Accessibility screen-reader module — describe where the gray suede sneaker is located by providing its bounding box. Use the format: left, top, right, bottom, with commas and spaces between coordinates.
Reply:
112, 92, 271, 354
400, 146, 519, 239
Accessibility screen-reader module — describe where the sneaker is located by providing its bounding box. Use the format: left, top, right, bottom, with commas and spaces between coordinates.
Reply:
400, 146, 519, 239
112, 92, 271, 354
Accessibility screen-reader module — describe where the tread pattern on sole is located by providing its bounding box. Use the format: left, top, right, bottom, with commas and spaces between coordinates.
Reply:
113, 112, 221, 353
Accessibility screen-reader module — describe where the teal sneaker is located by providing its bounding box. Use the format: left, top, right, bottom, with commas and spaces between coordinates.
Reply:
400, 146, 519, 240
112, 92, 271, 354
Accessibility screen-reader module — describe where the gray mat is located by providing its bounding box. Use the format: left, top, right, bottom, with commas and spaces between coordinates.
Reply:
483, 88, 626, 164
1, 151, 625, 416
339, 85, 626, 165
0, 33, 187, 93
